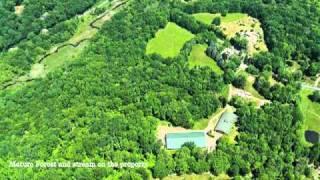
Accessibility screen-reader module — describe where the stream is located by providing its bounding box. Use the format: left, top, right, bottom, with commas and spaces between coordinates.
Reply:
0, 0, 128, 90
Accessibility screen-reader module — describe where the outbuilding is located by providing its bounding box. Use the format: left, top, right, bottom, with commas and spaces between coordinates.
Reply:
215, 111, 238, 134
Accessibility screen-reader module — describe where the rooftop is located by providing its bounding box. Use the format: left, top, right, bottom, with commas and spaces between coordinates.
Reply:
215, 112, 238, 134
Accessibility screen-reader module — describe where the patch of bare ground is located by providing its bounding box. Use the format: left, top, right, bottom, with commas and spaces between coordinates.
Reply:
14, 5, 24, 15
207, 131, 223, 151
220, 16, 268, 55
315, 74, 320, 87
231, 86, 270, 107
30, 63, 45, 79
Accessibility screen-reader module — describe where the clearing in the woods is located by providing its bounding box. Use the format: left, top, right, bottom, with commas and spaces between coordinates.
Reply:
300, 89, 320, 132
188, 44, 223, 75
146, 22, 195, 58
193, 12, 268, 55
14, 5, 24, 15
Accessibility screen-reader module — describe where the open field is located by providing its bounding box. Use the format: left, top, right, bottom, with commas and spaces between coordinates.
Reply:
193, 13, 218, 25
146, 22, 195, 58
300, 89, 320, 132
193, 13, 246, 25
188, 44, 223, 75
193, 13, 268, 55
44, 42, 89, 73
30, 63, 45, 79
29, 42, 89, 79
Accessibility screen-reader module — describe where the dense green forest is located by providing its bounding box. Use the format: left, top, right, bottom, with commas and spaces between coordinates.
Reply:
0, 0, 101, 85
0, 0, 319, 179
0, 0, 97, 51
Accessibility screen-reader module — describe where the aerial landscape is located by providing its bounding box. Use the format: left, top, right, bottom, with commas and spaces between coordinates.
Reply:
0, 0, 319, 179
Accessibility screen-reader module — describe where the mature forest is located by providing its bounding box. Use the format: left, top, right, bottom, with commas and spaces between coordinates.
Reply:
0, 0, 319, 179
0, 0, 97, 51
0, 0, 101, 85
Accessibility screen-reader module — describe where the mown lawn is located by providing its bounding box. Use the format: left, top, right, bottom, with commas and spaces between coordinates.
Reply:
188, 44, 223, 75
146, 22, 194, 58
300, 89, 320, 132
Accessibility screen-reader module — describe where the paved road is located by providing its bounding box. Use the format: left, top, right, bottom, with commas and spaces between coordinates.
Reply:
301, 83, 320, 91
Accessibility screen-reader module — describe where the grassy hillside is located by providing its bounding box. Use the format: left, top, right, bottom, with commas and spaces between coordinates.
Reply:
146, 22, 194, 58
300, 89, 320, 132
193, 13, 246, 25
44, 42, 89, 73
188, 44, 223, 75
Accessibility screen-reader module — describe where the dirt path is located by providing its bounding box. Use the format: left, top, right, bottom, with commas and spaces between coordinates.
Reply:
227, 85, 233, 101
207, 132, 223, 152
231, 86, 270, 106
315, 74, 320, 87
0, 0, 128, 90
302, 83, 320, 92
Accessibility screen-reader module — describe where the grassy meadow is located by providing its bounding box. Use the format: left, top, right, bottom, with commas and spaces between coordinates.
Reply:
300, 89, 320, 132
188, 44, 223, 75
193, 12, 246, 25
146, 22, 194, 58
44, 41, 89, 73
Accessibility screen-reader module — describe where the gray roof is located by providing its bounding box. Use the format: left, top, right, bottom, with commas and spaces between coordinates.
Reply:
215, 112, 238, 134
